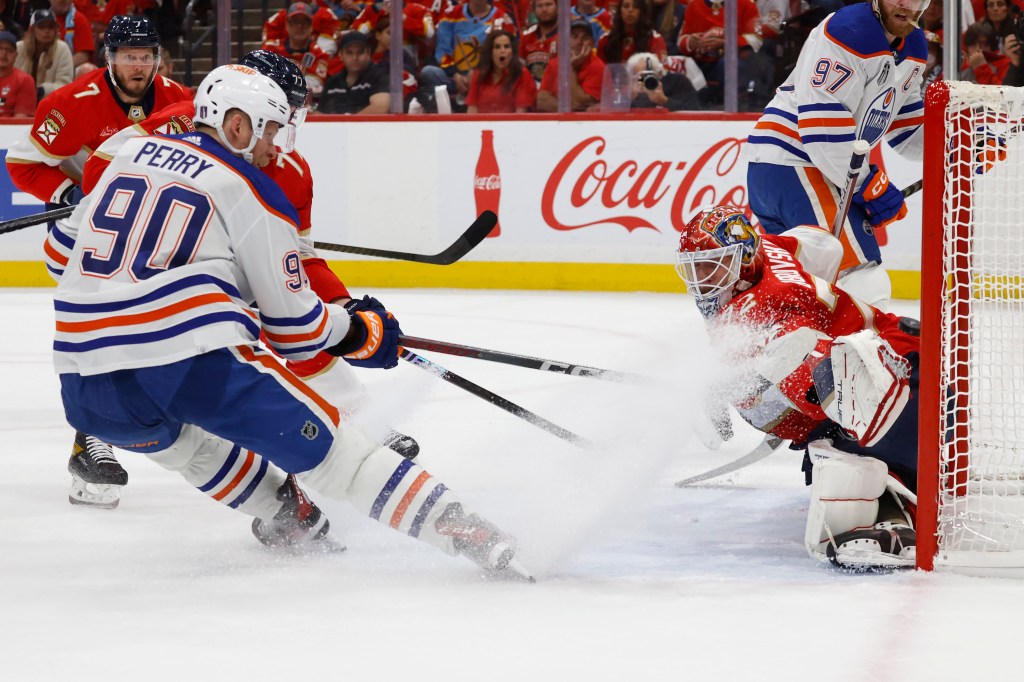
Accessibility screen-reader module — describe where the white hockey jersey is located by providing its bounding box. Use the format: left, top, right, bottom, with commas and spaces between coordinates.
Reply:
743, 2, 927, 189
53, 132, 350, 376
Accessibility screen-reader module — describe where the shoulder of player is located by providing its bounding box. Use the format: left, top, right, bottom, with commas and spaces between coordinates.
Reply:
901, 28, 928, 62
40, 67, 106, 107
154, 75, 193, 99
820, 3, 891, 59
155, 134, 299, 226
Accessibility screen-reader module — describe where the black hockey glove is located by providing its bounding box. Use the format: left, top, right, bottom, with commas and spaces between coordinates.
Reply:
327, 296, 403, 369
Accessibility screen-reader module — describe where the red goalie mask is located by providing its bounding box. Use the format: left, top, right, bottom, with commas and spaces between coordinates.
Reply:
675, 206, 763, 316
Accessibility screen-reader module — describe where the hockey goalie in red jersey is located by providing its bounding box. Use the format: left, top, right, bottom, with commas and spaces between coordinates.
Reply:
675, 205, 921, 571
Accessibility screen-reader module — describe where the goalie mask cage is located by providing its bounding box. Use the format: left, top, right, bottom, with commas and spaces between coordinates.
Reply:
918, 81, 1024, 574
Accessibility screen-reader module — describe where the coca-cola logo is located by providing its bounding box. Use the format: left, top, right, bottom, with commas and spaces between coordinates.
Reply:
541, 136, 749, 233
475, 174, 501, 191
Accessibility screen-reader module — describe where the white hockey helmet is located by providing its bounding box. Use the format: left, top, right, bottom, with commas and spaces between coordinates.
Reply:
193, 64, 291, 164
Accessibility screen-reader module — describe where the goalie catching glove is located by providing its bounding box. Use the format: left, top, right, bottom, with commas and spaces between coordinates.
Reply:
812, 330, 911, 448
851, 165, 907, 230
327, 296, 403, 369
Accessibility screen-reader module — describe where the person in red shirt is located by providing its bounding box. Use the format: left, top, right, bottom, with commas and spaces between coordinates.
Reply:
961, 20, 1017, 85
536, 18, 605, 111
520, 0, 558, 82
263, 0, 341, 56
466, 28, 535, 112
261, 2, 340, 97
677, 0, 760, 62
598, 0, 667, 64
50, 0, 94, 67
0, 30, 36, 116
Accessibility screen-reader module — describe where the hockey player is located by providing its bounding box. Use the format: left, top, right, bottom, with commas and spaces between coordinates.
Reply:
53, 64, 531, 580
5, 15, 192, 511
79, 51, 418, 461
40, 50, 348, 550
57, 50, 418, 549
675, 206, 920, 570
743, 0, 930, 309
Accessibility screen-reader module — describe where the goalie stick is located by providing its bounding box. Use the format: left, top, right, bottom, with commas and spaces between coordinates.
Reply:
675, 436, 786, 487
0, 205, 74, 236
314, 211, 496, 265
397, 335, 644, 384
399, 349, 591, 448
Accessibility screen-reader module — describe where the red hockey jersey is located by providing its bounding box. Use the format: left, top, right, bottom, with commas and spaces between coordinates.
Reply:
5, 68, 191, 203
713, 232, 918, 442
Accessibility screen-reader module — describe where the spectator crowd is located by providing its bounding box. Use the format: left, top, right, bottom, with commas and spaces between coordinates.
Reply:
256, 0, 1024, 116
0, 1, 1021, 118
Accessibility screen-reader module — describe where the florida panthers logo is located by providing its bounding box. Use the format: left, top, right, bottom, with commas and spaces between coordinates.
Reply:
699, 207, 760, 267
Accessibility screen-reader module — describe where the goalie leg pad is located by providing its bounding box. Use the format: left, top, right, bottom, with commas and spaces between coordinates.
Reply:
804, 440, 888, 561
815, 330, 911, 448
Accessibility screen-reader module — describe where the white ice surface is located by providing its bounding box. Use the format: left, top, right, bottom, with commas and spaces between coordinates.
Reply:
1, 288, 1020, 682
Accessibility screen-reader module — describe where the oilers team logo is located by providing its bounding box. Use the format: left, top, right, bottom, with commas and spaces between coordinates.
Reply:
857, 87, 896, 145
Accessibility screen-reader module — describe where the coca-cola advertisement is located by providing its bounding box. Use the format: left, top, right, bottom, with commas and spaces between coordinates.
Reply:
293, 118, 922, 272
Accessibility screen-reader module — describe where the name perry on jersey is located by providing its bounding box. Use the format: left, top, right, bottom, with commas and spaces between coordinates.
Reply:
133, 141, 215, 179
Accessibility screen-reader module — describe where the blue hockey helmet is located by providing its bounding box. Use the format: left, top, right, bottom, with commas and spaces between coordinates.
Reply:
105, 15, 161, 52
239, 49, 308, 110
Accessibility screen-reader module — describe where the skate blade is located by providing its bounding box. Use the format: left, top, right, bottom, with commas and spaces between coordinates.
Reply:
68, 480, 121, 509
503, 557, 536, 583
829, 548, 915, 572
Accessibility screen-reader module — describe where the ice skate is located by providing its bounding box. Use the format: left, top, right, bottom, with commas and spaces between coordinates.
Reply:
435, 503, 534, 582
251, 475, 345, 553
826, 522, 916, 571
68, 431, 127, 509
382, 429, 419, 461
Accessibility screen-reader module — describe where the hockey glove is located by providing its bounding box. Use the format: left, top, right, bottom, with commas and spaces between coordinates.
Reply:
851, 165, 907, 230
975, 128, 1008, 175
327, 296, 402, 369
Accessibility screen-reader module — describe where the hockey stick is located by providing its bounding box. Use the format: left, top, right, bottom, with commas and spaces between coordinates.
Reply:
397, 335, 644, 384
0, 205, 74, 236
399, 348, 591, 448
314, 211, 496, 265
832, 139, 871, 238
674, 435, 786, 487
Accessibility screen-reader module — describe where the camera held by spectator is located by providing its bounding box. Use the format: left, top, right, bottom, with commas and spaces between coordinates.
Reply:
626, 51, 702, 111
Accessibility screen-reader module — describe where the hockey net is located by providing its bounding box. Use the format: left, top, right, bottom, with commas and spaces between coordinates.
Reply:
918, 81, 1024, 573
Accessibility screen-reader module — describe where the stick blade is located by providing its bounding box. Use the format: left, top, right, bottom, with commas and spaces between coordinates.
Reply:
433, 210, 497, 265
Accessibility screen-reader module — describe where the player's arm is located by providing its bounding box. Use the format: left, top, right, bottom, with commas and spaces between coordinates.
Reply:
5, 90, 91, 202
884, 90, 924, 160
233, 205, 351, 362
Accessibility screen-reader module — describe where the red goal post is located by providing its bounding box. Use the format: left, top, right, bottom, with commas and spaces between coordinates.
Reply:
918, 80, 1024, 574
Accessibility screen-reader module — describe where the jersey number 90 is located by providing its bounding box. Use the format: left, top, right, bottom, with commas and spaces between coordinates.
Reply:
81, 175, 214, 280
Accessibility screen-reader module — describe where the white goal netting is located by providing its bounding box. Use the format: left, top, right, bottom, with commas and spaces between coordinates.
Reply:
933, 82, 1024, 569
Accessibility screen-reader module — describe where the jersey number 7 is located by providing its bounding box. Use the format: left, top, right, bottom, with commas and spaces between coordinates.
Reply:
81, 175, 213, 280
